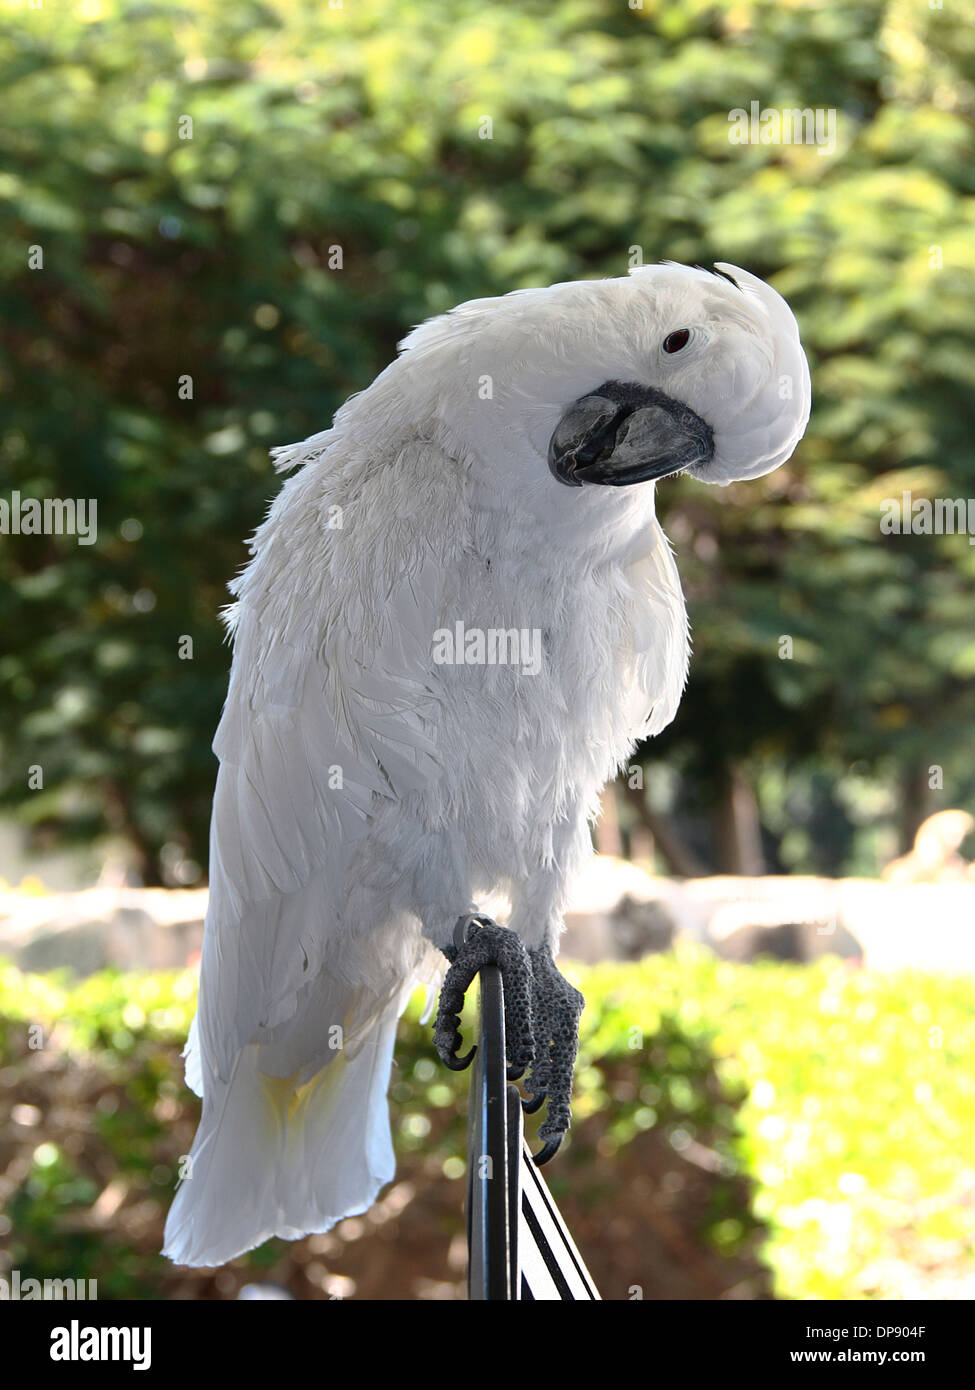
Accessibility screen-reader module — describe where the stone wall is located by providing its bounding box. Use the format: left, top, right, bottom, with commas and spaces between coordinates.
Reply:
2, 858, 974, 977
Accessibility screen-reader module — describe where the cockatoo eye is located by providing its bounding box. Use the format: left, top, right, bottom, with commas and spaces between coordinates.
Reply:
662, 329, 691, 353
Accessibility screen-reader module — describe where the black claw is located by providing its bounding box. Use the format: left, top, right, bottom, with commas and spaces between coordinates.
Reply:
453, 911, 494, 950
507, 1062, 526, 1081
521, 1091, 546, 1114
532, 1136, 563, 1166
432, 995, 474, 1071
443, 1045, 477, 1071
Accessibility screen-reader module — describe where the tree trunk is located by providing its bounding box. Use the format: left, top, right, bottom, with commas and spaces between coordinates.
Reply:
620, 776, 708, 878
102, 779, 162, 886
898, 761, 931, 854
714, 763, 765, 876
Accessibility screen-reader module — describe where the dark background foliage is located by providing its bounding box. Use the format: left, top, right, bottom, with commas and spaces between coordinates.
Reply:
1, 0, 974, 883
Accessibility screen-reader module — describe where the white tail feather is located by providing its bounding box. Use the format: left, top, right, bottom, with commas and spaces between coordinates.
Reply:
163, 991, 405, 1268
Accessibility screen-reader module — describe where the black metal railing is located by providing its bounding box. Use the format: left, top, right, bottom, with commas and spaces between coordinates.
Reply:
459, 922, 600, 1301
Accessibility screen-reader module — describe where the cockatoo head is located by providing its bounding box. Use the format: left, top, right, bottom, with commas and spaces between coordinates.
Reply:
545, 263, 810, 489
397, 261, 810, 506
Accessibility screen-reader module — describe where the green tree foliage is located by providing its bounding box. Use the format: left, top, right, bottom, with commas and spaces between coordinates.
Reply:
0, 0, 973, 878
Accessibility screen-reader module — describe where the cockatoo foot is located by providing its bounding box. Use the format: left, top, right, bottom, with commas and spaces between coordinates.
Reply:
432, 914, 584, 1164
524, 946, 584, 1156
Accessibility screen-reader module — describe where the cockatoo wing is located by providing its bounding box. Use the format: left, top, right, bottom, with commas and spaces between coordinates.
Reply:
621, 519, 691, 739
165, 430, 467, 1265
190, 430, 466, 1089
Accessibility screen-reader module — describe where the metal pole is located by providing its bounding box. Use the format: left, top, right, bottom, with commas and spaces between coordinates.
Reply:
466, 963, 518, 1298
451, 914, 600, 1300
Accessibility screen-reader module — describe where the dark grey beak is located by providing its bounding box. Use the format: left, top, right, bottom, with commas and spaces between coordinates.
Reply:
548, 380, 715, 487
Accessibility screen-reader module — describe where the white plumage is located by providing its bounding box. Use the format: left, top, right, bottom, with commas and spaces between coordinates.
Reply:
163, 261, 810, 1266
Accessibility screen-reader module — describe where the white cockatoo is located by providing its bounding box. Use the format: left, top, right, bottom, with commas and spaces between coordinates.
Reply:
163, 261, 810, 1267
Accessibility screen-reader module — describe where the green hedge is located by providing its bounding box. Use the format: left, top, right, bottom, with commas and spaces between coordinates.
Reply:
2, 950, 973, 1298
